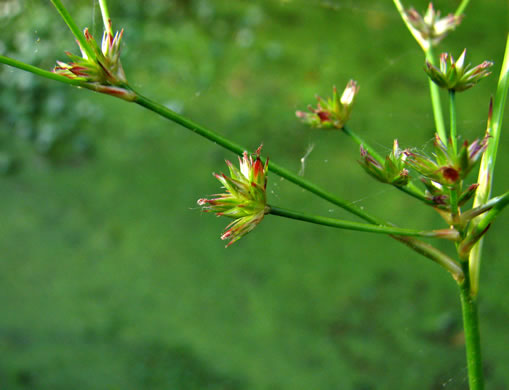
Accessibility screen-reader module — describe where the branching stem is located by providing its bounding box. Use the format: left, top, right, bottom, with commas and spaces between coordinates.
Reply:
459, 279, 484, 390
268, 205, 458, 239
98, 0, 112, 34
426, 46, 447, 144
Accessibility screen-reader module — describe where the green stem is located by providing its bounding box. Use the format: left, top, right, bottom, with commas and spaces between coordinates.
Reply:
426, 47, 447, 144
268, 205, 458, 239
342, 125, 384, 164
0, 55, 135, 100
98, 0, 112, 34
446, 89, 459, 225
397, 184, 433, 205
50, 0, 96, 61
449, 90, 457, 156
450, 187, 459, 225
459, 280, 484, 390
134, 92, 383, 223
0, 55, 83, 86
455, 0, 471, 17
133, 91, 463, 276
393, 236, 464, 282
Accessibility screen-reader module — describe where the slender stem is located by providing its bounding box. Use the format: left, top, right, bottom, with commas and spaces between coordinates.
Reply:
268, 205, 458, 239
393, 236, 464, 282
426, 47, 448, 144
469, 33, 509, 296
98, 0, 112, 34
50, 0, 96, 61
455, 0, 471, 17
134, 92, 384, 223
0, 55, 136, 100
450, 187, 459, 225
133, 91, 462, 277
396, 184, 433, 205
342, 125, 384, 164
0, 55, 83, 86
459, 281, 484, 390
449, 90, 457, 156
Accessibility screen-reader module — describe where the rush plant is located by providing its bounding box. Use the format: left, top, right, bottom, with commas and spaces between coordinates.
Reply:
1, 0, 508, 388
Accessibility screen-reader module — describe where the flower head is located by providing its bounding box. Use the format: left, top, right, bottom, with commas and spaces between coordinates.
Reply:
296, 80, 359, 129
405, 133, 489, 187
425, 50, 493, 92
198, 146, 270, 247
396, 2, 462, 51
359, 140, 409, 186
54, 20, 126, 87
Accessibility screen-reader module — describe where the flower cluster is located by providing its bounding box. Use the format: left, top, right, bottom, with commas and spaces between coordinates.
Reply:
405, 133, 489, 187
397, 2, 462, 51
359, 140, 409, 186
54, 20, 126, 86
359, 133, 489, 210
296, 81, 359, 130
425, 50, 493, 92
198, 146, 270, 247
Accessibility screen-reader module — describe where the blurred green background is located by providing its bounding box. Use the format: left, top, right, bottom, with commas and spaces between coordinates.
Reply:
1, 0, 508, 389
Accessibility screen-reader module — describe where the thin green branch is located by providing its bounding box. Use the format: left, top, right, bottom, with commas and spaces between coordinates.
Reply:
50, 0, 96, 61
397, 183, 434, 205
449, 90, 458, 155
134, 92, 383, 223
455, 0, 471, 17
448, 90, 459, 223
133, 91, 462, 278
393, 236, 464, 282
459, 280, 484, 390
342, 125, 383, 164
98, 0, 112, 34
268, 205, 459, 239
469, 33, 509, 296
426, 47, 448, 144
0, 55, 135, 100
0, 55, 82, 86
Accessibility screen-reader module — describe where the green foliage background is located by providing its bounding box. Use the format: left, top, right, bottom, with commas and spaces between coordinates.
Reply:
1, 0, 508, 389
